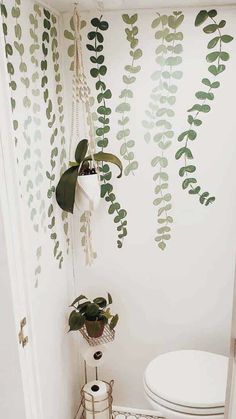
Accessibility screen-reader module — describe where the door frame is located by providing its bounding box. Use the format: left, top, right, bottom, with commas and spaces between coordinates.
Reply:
225, 261, 236, 419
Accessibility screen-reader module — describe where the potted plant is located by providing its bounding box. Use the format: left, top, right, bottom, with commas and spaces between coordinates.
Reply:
68, 293, 119, 338
56, 139, 123, 213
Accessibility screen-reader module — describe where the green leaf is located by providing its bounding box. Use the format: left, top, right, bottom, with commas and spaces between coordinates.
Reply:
55, 166, 79, 213
122, 14, 131, 24
199, 192, 210, 204
211, 81, 220, 88
179, 165, 196, 177
220, 51, 229, 61
90, 68, 99, 78
208, 64, 225, 75
168, 14, 184, 29
125, 64, 141, 74
208, 9, 217, 18
151, 17, 161, 28
203, 24, 218, 33
93, 297, 107, 308
71, 295, 87, 306
182, 178, 197, 189
91, 17, 100, 27
195, 91, 214, 100
175, 147, 193, 160
202, 78, 211, 87
205, 196, 215, 206
178, 130, 197, 141
188, 104, 210, 113
110, 314, 119, 330
64, 30, 74, 40
75, 139, 88, 164
99, 20, 109, 31
131, 48, 142, 60
68, 310, 85, 331
195, 10, 208, 26
85, 152, 123, 178
158, 241, 166, 251
207, 36, 220, 49
221, 35, 233, 43
206, 51, 220, 63
189, 186, 201, 194
85, 303, 100, 318
107, 292, 112, 304
219, 20, 226, 28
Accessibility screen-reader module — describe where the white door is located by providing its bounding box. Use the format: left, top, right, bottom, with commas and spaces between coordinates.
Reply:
0, 13, 43, 418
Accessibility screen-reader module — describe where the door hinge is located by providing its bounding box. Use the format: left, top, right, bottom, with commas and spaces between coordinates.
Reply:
18, 317, 28, 348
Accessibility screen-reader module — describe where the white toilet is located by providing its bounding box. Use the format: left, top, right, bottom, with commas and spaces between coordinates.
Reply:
144, 350, 228, 419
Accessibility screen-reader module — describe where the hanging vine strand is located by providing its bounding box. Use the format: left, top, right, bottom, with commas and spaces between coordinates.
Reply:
1, 1, 19, 137
115, 13, 142, 176
142, 11, 184, 250
51, 13, 70, 254
87, 16, 128, 249
176, 9, 233, 206
42, 8, 64, 269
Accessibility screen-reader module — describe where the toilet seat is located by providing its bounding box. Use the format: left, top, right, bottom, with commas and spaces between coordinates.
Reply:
144, 350, 228, 417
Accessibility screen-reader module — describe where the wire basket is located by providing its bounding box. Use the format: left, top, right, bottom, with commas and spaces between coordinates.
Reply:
79, 324, 115, 346
81, 380, 114, 419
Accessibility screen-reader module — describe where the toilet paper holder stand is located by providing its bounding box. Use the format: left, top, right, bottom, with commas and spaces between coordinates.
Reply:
80, 380, 114, 419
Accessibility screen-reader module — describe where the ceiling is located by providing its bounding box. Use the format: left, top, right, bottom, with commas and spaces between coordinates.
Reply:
42, 0, 236, 13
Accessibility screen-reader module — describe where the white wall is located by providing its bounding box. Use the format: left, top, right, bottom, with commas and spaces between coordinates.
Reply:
63, 6, 236, 408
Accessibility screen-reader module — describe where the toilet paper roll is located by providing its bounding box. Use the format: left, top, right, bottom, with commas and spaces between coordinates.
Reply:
81, 344, 107, 367
83, 380, 110, 419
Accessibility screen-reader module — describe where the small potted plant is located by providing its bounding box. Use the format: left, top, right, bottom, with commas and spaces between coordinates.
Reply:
56, 139, 122, 213
68, 293, 119, 338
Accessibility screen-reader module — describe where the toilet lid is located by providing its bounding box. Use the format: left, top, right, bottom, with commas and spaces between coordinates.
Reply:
144, 350, 228, 409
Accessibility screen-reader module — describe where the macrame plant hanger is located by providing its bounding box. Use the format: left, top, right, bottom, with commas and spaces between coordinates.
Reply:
70, 4, 100, 266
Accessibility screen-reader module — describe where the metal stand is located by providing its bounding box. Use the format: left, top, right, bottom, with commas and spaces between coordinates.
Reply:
81, 380, 114, 419
84, 360, 98, 384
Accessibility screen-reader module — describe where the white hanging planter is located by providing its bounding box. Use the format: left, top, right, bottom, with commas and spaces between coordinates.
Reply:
75, 173, 101, 212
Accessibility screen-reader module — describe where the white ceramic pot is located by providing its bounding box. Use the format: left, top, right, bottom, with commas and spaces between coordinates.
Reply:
75, 173, 100, 211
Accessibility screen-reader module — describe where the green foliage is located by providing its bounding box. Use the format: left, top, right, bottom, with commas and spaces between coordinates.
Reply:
115, 14, 142, 176
51, 13, 70, 253
142, 11, 184, 250
56, 139, 123, 213
41, 9, 64, 269
68, 293, 119, 334
64, 17, 86, 71
176, 9, 233, 206
87, 16, 128, 249
0, 3, 18, 131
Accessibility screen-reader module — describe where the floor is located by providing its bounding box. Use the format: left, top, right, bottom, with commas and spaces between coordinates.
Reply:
113, 408, 163, 419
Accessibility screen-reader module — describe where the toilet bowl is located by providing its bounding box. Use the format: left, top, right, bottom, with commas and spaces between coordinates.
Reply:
144, 350, 228, 419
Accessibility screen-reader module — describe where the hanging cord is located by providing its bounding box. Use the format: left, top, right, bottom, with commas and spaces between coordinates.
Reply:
70, 5, 99, 266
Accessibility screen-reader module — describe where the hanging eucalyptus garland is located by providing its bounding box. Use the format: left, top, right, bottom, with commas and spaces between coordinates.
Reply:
87, 16, 128, 248
1, 1, 19, 136
29, 4, 46, 234
42, 8, 64, 269
142, 11, 184, 250
176, 9, 233, 205
115, 13, 142, 176
51, 13, 70, 254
